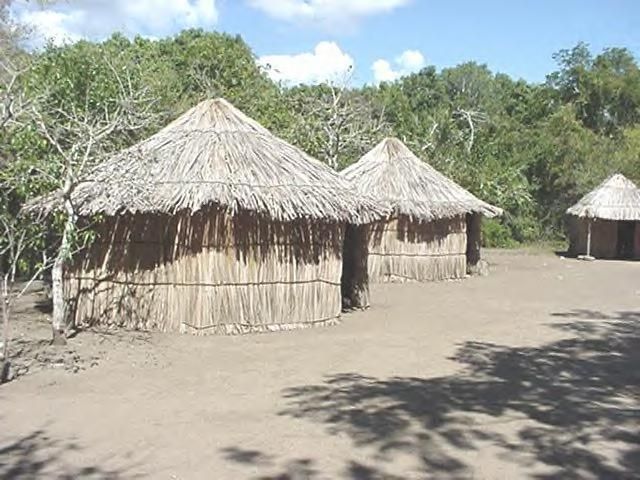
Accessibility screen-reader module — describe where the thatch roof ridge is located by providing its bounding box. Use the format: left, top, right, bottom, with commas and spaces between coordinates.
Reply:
566, 173, 640, 221
341, 137, 503, 220
30, 98, 384, 224
159, 98, 271, 135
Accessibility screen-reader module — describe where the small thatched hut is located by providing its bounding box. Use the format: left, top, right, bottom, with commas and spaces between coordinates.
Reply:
341, 138, 502, 282
567, 174, 640, 260
33, 99, 382, 334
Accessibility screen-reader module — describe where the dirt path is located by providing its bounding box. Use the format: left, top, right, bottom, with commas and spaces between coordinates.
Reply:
1, 250, 639, 479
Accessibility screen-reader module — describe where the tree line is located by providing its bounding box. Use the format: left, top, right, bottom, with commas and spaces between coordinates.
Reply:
6, 30, 640, 244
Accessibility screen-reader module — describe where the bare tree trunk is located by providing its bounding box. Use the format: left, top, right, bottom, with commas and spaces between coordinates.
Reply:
41, 250, 47, 280
1, 274, 10, 383
454, 109, 487, 154
50, 251, 66, 345
51, 194, 74, 346
464, 111, 475, 153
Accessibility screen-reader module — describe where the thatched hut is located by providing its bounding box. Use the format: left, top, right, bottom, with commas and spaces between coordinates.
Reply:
32, 99, 382, 334
567, 174, 640, 260
341, 138, 502, 282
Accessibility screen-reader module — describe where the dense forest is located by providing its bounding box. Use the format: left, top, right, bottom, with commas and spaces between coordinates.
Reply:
2, 21, 640, 268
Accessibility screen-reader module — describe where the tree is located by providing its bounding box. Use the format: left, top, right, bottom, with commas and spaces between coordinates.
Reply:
0, 0, 54, 378
0, 0, 32, 129
0, 58, 33, 378
548, 43, 640, 135
284, 76, 389, 169
27, 56, 159, 343
0, 38, 162, 343
154, 29, 284, 129
0, 206, 48, 382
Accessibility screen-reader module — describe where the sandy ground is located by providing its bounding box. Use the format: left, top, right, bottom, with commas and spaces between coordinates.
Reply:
1, 250, 639, 480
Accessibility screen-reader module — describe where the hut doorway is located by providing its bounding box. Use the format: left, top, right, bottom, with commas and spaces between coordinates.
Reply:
341, 225, 370, 310
617, 221, 635, 259
466, 213, 482, 270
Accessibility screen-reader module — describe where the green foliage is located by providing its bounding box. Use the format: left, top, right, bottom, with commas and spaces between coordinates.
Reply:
482, 218, 519, 249
548, 43, 640, 134
369, 47, 640, 245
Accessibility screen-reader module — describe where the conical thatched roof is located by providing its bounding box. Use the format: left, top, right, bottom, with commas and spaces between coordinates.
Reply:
341, 137, 502, 220
566, 173, 640, 221
30, 98, 383, 223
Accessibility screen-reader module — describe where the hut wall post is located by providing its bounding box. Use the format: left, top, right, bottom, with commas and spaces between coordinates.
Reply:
586, 219, 592, 257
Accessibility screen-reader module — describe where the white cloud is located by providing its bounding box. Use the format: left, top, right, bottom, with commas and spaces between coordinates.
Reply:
247, 0, 410, 27
259, 41, 354, 85
397, 49, 425, 71
372, 49, 425, 84
18, 9, 83, 46
13, 0, 218, 46
372, 59, 400, 83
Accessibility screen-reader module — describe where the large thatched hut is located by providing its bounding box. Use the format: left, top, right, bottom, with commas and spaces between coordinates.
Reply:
567, 174, 640, 259
341, 138, 502, 282
33, 99, 382, 334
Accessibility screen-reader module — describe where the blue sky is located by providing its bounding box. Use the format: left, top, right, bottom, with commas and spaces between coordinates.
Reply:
13, 0, 640, 85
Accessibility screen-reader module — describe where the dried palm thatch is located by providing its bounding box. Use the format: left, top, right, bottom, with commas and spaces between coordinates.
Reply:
566, 174, 640, 221
341, 137, 503, 221
31, 99, 384, 334
368, 216, 467, 282
67, 210, 345, 334
342, 138, 502, 282
29, 98, 382, 224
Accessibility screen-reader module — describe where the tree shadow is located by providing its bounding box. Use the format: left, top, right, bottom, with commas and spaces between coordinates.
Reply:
219, 446, 408, 479
276, 311, 640, 479
0, 428, 140, 479
221, 446, 275, 467
220, 447, 318, 480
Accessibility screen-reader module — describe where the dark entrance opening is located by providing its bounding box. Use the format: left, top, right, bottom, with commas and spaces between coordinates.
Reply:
616, 221, 635, 259
341, 224, 370, 311
466, 213, 482, 272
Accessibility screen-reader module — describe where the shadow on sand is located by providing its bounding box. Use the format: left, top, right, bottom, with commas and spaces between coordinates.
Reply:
222, 310, 639, 479
0, 428, 140, 479
220, 446, 406, 480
